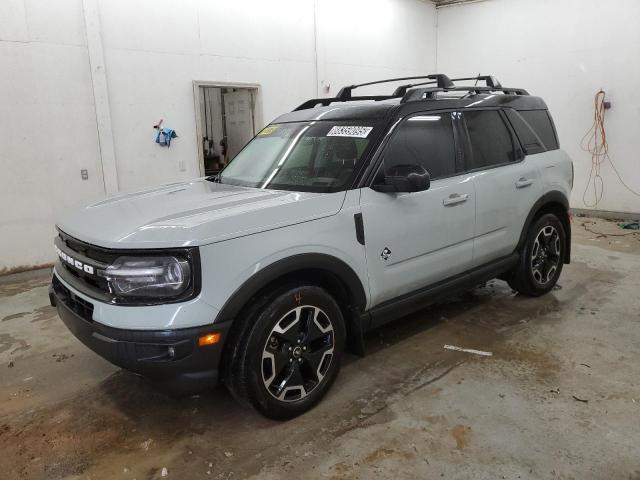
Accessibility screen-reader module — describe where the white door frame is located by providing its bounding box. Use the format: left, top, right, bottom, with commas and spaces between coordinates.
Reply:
192, 80, 264, 176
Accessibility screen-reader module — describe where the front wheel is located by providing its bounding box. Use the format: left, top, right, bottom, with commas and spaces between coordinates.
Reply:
508, 213, 566, 297
224, 285, 346, 420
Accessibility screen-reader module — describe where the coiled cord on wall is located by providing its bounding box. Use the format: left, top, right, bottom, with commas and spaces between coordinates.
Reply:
581, 90, 640, 207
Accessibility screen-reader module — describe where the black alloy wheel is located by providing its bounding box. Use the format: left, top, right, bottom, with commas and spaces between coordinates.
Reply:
530, 225, 562, 286
261, 305, 334, 402
508, 213, 566, 296
224, 285, 345, 420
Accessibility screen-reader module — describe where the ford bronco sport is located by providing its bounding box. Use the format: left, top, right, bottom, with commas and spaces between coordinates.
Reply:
49, 74, 573, 419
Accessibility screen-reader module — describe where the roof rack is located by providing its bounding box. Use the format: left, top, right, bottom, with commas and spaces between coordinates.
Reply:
336, 74, 454, 100
401, 85, 529, 103
392, 80, 438, 96
292, 74, 528, 111
450, 75, 502, 88
293, 74, 454, 111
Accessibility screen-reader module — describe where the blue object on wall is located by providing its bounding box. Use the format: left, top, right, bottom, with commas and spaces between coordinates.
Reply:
155, 127, 178, 147
153, 119, 178, 147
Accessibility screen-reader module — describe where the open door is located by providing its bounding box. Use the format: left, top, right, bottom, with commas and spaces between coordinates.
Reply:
223, 89, 255, 160
196, 84, 258, 176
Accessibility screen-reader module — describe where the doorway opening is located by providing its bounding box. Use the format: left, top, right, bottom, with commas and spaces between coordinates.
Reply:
195, 83, 261, 176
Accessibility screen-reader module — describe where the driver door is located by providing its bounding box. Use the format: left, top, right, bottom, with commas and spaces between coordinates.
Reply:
359, 111, 476, 308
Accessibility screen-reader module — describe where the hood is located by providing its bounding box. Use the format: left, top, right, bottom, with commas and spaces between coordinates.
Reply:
57, 179, 346, 249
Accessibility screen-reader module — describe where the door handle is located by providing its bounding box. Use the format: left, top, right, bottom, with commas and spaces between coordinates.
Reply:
443, 193, 469, 206
515, 177, 534, 188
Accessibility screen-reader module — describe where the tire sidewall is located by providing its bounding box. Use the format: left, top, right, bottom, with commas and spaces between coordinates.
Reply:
243, 285, 346, 419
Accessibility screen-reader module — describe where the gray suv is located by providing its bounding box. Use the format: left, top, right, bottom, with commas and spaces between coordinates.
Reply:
49, 74, 573, 419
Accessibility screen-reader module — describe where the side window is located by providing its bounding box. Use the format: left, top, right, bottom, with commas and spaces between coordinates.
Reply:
518, 110, 559, 150
504, 109, 545, 155
382, 113, 456, 180
464, 110, 516, 169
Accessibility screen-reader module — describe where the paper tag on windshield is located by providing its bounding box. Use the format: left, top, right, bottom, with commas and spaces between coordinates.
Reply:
327, 126, 373, 138
258, 125, 278, 136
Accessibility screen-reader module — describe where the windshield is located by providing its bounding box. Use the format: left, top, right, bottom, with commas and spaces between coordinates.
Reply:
218, 121, 379, 192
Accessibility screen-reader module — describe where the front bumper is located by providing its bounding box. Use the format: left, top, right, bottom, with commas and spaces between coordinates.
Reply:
50, 274, 231, 394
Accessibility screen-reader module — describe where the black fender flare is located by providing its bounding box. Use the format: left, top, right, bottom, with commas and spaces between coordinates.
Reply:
214, 253, 368, 325
516, 190, 571, 263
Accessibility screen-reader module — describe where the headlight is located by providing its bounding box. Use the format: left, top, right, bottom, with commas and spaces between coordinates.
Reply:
99, 256, 192, 298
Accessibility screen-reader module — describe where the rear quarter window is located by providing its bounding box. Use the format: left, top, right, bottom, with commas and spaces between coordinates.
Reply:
518, 110, 559, 150
504, 109, 545, 155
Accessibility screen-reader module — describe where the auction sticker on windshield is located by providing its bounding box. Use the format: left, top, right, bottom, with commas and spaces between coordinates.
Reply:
258, 125, 279, 136
326, 126, 373, 138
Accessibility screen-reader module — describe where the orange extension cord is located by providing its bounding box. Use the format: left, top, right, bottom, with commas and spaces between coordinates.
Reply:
581, 90, 640, 207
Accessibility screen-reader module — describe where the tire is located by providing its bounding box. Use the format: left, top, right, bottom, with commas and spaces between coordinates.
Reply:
508, 213, 566, 297
223, 284, 346, 420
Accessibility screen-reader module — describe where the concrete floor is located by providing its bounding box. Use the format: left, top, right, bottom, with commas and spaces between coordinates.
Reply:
1, 217, 639, 480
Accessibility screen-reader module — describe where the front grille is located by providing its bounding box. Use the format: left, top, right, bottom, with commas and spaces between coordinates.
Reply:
62, 233, 118, 264
60, 260, 109, 290
52, 275, 94, 322
57, 231, 111, 292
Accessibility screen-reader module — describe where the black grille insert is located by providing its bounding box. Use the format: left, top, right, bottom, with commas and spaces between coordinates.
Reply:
52, 275, 94, 322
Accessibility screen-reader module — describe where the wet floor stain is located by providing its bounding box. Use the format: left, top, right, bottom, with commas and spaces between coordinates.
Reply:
0, 333, 30, 355
2, 312, 29, 322
0, 278, 50, 298
451, 424, 471, 449
30, 306, 56, 323
1, 306, 56, 324
363, 446, 414, 463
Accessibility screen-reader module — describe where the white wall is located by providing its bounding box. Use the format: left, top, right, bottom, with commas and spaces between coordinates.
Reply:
0, 0, 437, 272
0, 0, 106, 273
437, 0, 640, 214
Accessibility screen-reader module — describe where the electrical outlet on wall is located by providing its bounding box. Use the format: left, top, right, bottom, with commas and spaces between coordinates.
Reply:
178, 160, 186, 172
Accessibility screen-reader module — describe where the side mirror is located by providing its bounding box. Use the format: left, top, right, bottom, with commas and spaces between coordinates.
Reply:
372, 164, 431, 193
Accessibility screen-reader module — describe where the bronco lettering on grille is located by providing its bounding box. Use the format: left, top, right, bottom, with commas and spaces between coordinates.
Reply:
55, 246, 95, 275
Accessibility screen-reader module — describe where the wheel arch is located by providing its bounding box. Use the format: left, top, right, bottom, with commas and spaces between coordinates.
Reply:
517, 190, 571, 263
215, 254, 368, 363
216, 254, 367, 324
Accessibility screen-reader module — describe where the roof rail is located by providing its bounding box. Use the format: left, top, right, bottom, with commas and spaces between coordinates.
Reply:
294, 95, 399, 111
292, 74, 528, 111
401, 85, 529, 103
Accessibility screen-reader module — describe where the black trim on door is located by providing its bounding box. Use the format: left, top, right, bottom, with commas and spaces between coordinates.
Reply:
354, 213, 365, 245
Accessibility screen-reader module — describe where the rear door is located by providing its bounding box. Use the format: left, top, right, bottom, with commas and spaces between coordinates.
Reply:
460, 109, 542, 267
360, 111, 476, 307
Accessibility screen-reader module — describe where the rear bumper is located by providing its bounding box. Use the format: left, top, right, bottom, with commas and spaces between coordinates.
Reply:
50, 274, 231, 394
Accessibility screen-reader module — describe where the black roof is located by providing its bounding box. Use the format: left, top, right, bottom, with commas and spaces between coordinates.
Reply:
273, 74, 548, 123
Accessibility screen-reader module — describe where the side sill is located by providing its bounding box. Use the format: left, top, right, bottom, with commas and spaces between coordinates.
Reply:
366, 253, 519, 331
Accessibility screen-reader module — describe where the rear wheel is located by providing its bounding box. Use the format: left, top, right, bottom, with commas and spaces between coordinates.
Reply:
508, 213, 566, 296
224, 284, 345, 420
